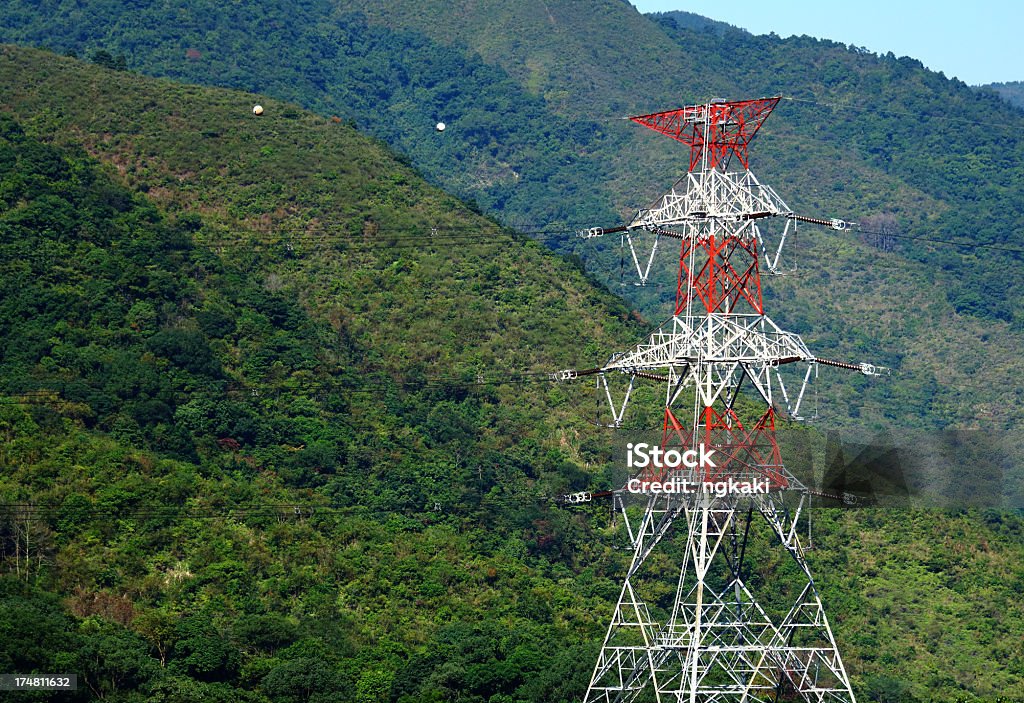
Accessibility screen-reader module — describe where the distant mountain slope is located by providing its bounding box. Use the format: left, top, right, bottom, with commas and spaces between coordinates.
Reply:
340, 1, 1024, 439
981, 80, 1024, 109
643, 10, 743, 36
0, 0, 620, 227
1, 45, 1024, 703
2, 0, 1020, 440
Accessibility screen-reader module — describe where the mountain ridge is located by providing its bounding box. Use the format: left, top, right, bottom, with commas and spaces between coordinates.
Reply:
981, 80, 1024, 110
2, 0, 1021, 441
1, 28, 1024, 703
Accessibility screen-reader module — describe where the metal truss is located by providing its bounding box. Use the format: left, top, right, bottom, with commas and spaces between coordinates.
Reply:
570, 97, 875, 703
579, 163, 852, 284
585, 491, 855, 703
604, 313, 813, 409
631, 169, 793, 278
630, 97, 782, 171
632, 169, 790, 231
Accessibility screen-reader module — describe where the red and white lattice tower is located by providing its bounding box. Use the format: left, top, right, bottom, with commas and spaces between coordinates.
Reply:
564, 98, 882, 702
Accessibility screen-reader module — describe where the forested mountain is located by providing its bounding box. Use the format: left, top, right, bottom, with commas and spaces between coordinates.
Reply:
1, 0, 1023, 441
3, 0, 1024, 698
0, 45, 1023, 702
983, 80, 1024, 110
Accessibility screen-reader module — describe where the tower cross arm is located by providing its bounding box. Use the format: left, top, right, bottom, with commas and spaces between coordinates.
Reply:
629, 96, 782, 171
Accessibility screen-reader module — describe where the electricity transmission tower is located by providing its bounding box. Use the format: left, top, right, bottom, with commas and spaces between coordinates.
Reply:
561, 97, 884, 703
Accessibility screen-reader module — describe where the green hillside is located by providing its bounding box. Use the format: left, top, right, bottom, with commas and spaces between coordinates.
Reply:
0, 45, 1023, 702
1, 0, 1023, 442
328, 2, 1024, 448
0, 45, 640, 702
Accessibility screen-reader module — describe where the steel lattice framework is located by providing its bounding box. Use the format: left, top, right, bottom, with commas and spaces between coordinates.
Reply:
563, 97, 884, 703
630, 97, 780, 171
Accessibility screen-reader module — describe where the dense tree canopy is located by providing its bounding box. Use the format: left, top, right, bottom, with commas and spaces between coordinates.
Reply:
0, 21, 1022, 702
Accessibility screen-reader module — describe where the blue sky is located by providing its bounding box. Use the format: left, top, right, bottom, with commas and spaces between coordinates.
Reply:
630, 0, 1022, 86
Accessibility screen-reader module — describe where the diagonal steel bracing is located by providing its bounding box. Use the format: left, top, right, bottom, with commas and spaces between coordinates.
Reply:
572, 97, 878, 703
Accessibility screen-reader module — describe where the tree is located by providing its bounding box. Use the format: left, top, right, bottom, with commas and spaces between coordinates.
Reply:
169, 617, 240, 683
261, 658, 344, 703
859, 213, 900, 252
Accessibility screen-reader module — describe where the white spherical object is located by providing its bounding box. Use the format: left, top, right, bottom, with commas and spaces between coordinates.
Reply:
253, 105, 264, 116
435, 121, 446, 132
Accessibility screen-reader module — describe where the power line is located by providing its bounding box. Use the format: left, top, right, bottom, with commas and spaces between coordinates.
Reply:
780, 94, 1024, 134
5, 219, 1020, 260
0, 485, 571, 523
0, 369, 563, 407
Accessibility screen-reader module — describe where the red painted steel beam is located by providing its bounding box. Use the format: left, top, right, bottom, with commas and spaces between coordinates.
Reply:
630, 97, 781, 171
